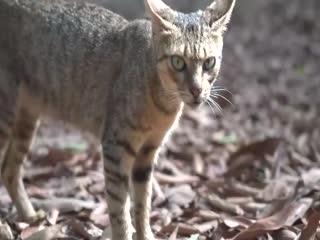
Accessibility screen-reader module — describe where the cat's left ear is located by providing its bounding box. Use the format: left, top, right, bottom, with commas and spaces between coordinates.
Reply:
144, 0, 177, 33
204, 0, 236, 33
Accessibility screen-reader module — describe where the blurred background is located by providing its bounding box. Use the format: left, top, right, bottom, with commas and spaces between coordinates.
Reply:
0, 0, 320, 239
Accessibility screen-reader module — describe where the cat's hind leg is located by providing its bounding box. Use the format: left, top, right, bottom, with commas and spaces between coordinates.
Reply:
0, 67, 18, 158
0, 89, 15, 182
0, 90, 40, 222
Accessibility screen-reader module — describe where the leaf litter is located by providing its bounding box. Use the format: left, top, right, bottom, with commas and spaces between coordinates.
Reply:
1, 0, 320, 239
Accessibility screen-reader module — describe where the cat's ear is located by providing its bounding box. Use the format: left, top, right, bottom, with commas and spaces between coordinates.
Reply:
204, 0, 236, 33
144, 0, 177, 33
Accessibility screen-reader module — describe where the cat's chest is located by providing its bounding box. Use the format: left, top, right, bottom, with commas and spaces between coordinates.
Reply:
146, 104, 184, 143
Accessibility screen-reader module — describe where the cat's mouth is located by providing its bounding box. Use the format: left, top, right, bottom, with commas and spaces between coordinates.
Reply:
182, 96, 204, 108
187, 101, 203, 108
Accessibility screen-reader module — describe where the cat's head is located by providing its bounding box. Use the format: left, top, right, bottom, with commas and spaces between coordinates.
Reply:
145, 0, 236, 107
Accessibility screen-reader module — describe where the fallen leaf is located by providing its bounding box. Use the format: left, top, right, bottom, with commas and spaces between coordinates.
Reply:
225, 138, 281, 177
168, 226, 179, 240
296, 211, 320, 240
233, 198, 312, 240
24, 225, 66, 240
165, 185, 196, 207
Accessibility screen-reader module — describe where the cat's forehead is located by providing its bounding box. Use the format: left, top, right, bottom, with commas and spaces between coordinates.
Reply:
167, 12, 222, 59
174, 11, 203, 28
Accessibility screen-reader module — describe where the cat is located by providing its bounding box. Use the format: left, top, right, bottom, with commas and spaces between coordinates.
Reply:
0, 0, 236, 239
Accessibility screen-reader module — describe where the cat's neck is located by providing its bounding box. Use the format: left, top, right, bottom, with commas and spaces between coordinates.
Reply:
149, 65, 183, 116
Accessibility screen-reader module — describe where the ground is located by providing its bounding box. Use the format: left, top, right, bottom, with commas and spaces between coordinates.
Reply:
0, 0, 319, 239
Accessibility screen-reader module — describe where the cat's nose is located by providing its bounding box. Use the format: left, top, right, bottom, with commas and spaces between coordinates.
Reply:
190, 86, 202, 98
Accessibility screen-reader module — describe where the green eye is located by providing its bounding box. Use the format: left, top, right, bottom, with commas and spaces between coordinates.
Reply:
171, 55, 186, 72
203, 57, 216, 71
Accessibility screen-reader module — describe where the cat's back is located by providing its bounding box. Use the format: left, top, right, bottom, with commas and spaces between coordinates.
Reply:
17, 0, 127, 31
0, 0, 130, 134
0, 0, 128, 39
0, 0, 127, 28
0, 0, 128, 61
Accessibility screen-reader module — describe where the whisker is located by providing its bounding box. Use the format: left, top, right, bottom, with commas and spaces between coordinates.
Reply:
210, 88, 233, 95
205, 100, 216, 115
211, 86, 225, 89
207, 97, 223, 113
212, 93, 233, 106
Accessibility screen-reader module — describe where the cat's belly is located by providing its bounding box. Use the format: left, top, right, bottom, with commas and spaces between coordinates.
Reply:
20, 83, 106, 138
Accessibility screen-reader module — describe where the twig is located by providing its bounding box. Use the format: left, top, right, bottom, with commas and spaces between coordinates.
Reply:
154, 172, 200, 184
152, 177, 165, 200
196, 209, 220, 221
205, 193, 244, 216
161, 223, 199, 236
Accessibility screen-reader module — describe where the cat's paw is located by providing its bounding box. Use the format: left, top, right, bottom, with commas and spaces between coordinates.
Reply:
24, 209, 46, 223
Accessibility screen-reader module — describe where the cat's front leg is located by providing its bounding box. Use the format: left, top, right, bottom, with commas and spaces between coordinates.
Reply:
102, 139, 137, 240
131, 144, 158, 240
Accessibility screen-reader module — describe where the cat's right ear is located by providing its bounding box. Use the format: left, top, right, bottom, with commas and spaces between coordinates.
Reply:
144, 0, 177, 34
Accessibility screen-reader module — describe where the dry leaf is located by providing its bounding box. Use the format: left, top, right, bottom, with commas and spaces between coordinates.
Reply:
296, 211, 320, 240
233, 198, 312, 240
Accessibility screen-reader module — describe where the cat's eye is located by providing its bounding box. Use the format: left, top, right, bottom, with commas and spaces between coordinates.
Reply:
171, 55, 186, 72
203, 57, 216, 71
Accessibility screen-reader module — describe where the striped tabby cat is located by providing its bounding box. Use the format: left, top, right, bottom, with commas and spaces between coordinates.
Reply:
0, 0, 236, 239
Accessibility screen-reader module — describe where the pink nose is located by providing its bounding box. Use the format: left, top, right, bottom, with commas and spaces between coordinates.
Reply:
190, 87, 202, 98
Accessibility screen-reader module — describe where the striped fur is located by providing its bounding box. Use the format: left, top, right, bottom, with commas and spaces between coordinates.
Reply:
0, 0, 236, 239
